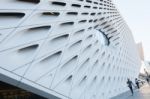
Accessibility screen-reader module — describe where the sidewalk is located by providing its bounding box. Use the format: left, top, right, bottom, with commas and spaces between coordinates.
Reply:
112, 84, 150, 99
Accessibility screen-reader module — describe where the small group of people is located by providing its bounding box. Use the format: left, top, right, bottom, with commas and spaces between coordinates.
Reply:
126, 78, 142, 96
126, 68, 150, 96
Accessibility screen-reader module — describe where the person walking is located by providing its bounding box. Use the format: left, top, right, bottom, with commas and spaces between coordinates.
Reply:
135, 78, 140, 89
144, 68, 150, 84
127, 78, 134, 96
146, 76, 150, 85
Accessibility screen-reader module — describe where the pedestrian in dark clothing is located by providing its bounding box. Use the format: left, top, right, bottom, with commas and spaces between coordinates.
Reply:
135, 78, 140, 89
146, 76, 150, 85
127, 78, 134, 96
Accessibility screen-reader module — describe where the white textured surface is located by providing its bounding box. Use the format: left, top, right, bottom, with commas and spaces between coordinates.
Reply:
0, 0, 141, 99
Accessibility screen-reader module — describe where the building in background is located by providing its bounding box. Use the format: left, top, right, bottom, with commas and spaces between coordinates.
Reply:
144, 61, 150, 73
0, 0, 141, 99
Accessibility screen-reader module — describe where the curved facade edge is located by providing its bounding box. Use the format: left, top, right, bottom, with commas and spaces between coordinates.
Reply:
0, 0, 141, 99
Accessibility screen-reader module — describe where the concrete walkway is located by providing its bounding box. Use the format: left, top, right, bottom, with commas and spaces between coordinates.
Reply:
112, 84, 150, 99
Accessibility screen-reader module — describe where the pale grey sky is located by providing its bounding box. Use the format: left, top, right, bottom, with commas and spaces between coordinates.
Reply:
113, 0, 150, 60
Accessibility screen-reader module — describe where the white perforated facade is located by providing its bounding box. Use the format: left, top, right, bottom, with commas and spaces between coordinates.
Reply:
0, 0, 141, 99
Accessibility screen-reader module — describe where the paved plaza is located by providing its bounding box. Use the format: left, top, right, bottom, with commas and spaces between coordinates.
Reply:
112, 84, 150, 99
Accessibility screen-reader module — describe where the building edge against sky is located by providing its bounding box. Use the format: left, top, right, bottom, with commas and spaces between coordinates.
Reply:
0, 0, 141, 99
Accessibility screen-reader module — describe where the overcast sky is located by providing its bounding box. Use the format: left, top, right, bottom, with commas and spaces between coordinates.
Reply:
113, 0, 150, 61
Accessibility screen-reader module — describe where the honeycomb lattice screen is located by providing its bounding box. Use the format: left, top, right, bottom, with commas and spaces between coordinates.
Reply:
0, 0, 141, 99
